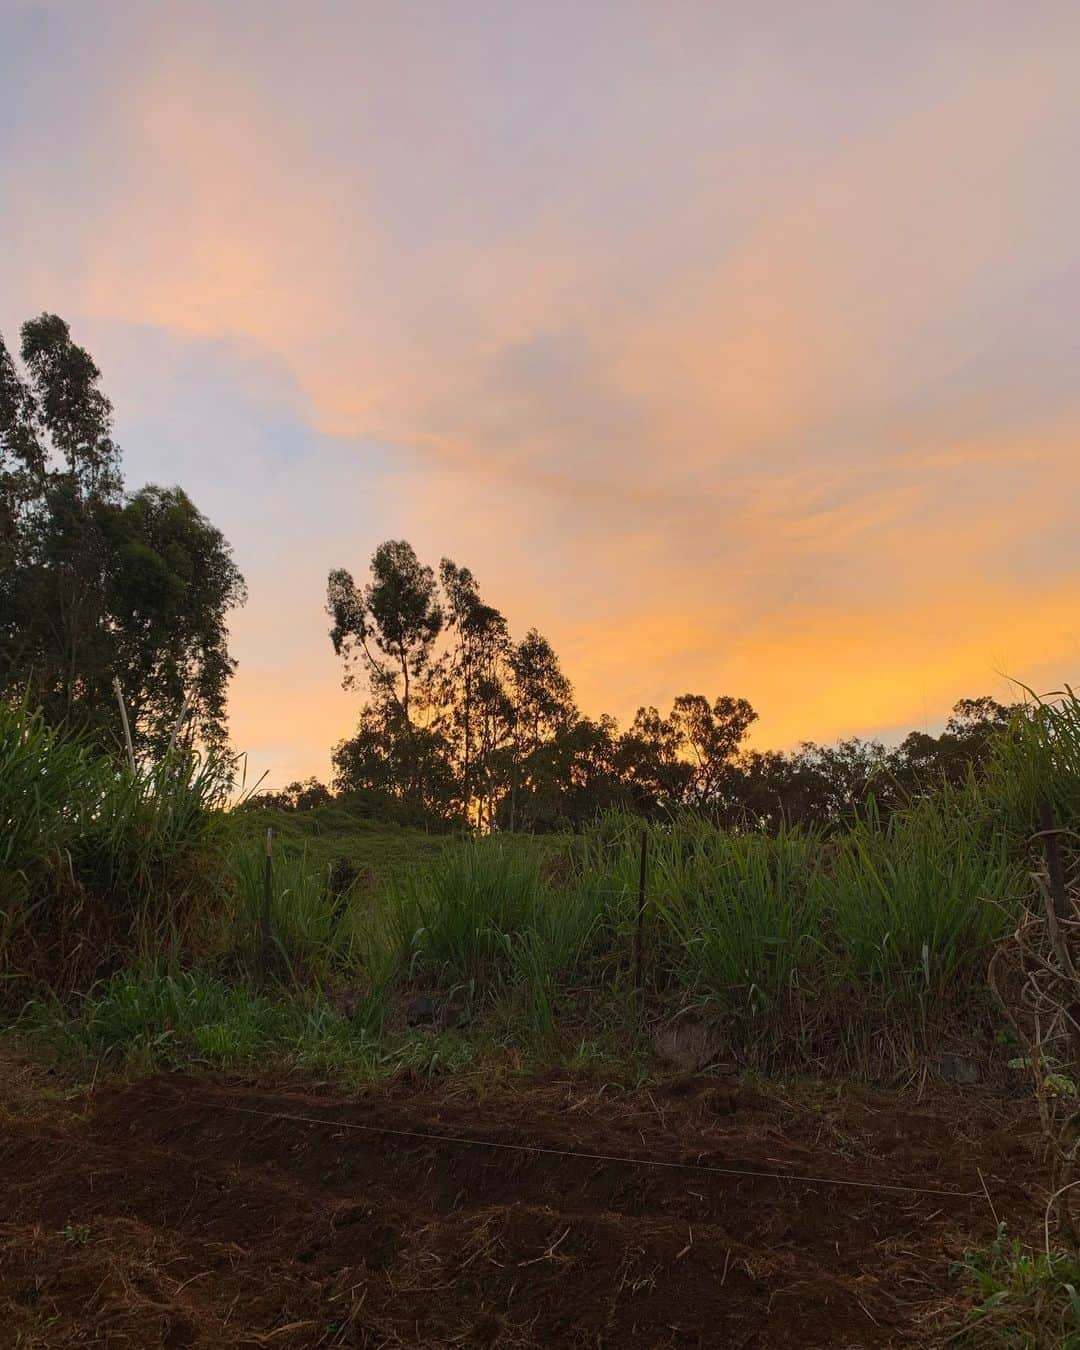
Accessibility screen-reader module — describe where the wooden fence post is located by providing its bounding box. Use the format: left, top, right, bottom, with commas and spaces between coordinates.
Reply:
1039, 799, 1068, 922
112, 676, 136, 773
259, 827, 274, 983
634, 827, 649, 997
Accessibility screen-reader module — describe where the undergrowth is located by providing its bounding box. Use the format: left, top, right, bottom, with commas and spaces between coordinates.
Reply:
23, 968, 483, 1085
0, 699, 230, 1001
8, 685, 1080, 1080
953, 1224, 1080, 1348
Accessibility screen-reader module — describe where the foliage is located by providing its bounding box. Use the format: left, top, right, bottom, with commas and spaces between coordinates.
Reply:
24, 968, 388, 1078
324, 539, 1027, 834
0, 313, 245, 754
0, 698, 231, 1001
381, 839, 594, 1014
328, 540, 443, 719
953, 1225, 1080, 1347
647, 818, 823, 1017
822, 784, 1025, 1026
12, 649, 1080, 1084
985, 685, 1080, 839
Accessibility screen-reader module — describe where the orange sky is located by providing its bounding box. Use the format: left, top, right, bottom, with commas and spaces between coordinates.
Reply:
4, 1, 1079, 786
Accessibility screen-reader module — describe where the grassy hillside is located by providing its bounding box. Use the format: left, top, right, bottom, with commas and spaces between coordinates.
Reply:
232, 803, 460, 886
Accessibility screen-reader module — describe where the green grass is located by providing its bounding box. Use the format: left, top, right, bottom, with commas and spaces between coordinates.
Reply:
12, 685, 1080, 1081
0, 697, 231, 1000
584, 814, 824, 1015
231, 804, 458, 886
378, 837, 598, 1033
23, 967, 481, 1083
985, 684, 1080, 840
953, 1225, 1080, 1347
820, 784, 1025, 1026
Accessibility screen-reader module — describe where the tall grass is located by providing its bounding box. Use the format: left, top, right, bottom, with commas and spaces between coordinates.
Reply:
15, 686, 1080, 1079
557, 793, 1030, 1066
227, 835, 363, 983
380, 840, 598, 1027
649, 819, 824, 1017
985, 685, 1080, 838
820, 784, 1025, 1035
0, 698, 231, 1001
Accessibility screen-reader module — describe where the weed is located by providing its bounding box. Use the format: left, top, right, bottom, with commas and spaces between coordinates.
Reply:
953, 1224, 1080, 1347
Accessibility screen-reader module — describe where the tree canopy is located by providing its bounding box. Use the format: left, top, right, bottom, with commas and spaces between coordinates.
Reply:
0, 314, 246, 756
322, 539, 1020, 832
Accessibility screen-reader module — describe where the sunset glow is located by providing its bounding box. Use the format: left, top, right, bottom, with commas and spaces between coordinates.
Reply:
4, 1, 1079, 786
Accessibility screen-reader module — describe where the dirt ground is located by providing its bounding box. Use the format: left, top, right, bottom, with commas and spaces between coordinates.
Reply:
0, 1048, 1045, 1348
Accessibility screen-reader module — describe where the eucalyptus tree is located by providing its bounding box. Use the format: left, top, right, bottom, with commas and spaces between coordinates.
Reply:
0, 314, 245, 754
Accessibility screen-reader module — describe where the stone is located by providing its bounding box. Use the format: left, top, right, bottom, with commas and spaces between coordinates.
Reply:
937, 1051, 982, 1085
439, 1001, 470, 1030
405, 994, 438, 1026
329, 987, 367, 1021
651, 1017, 727, 1073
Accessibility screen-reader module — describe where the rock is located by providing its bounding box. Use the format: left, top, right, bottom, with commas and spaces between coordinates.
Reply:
329, 987, 368, 1021
439, 1001, 470, 1030
652, 1017, 727, 1073
405, 994, 438, 1026
703, 1085, 740, 1116
937, 1051, 982, 1085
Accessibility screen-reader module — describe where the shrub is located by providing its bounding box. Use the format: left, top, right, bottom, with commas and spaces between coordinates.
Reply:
0, 698, 230, 1002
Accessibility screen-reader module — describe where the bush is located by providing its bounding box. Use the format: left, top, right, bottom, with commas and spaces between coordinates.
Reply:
821, 785, 1025, 1028
0, 699, 230, 1002
382, 839, 597, 1009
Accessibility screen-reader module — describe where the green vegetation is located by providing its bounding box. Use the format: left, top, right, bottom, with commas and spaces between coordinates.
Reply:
9, 684, 1080, 1087
954, 1225, 1080, 1347
232, 801, 456, 883
0, 698, 230, 999
27, 967, 490, 1082
1, 313, 245, 757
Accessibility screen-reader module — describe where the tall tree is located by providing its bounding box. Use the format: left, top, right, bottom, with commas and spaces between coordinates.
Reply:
669, 693, 758, 806
102, 486, 247, 754
328, 540, 443, 724
617, 705, 693, 816
506, 629, 577, 830
331, 699, 457, 816
0, 314, 245, 753
438, 558, 510, 826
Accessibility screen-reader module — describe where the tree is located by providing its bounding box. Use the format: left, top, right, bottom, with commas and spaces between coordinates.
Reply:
331, 699, 457, 816
0, 314, 245, 754
438, 559, 511, 827
888, 695, 1021, 799
617, 705, 693, 816
247, 777, 334, 812
502, 713, 625, 832
328, 541, 443, 724
669, 693, 758, 806
101, 486, 247, 754
505, 630, 577, 830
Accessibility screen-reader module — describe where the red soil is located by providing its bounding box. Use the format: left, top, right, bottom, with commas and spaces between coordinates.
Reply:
0, 1051, 1044, 1347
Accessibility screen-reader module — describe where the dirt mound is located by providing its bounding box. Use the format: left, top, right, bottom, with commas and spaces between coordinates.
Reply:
0, 1052, 1045, 1347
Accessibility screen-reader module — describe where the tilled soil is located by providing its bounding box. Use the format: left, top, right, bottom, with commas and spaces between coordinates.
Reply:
0, 1051, 1045, 1348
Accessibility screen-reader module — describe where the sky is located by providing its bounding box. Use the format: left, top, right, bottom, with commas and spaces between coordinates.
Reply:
3, 0, 1079, 788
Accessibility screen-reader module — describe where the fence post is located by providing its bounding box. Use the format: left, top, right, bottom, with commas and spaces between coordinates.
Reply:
634, 827, 649, 997
259, 827, 274, 984
112, 676, 136, 773
1039, 799, 1068, 922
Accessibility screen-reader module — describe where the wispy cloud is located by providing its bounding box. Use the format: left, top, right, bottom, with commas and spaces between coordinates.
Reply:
3, 0, 1079, 783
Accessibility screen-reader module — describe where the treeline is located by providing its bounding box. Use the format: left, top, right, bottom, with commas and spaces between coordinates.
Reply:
251, 539, 1021, 832
0, 315, 245, 756
0, 314, 1024, 824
